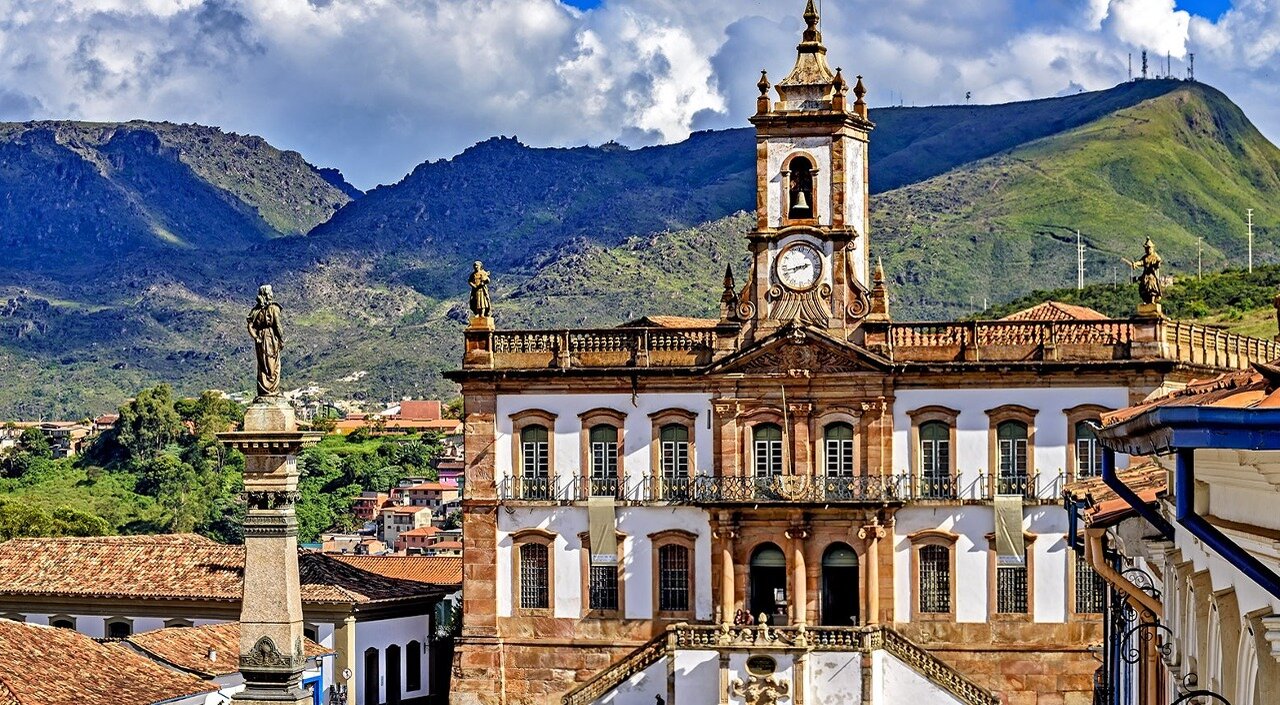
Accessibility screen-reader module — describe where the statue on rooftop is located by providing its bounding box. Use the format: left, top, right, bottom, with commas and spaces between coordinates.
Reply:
469, 260, 492, 318
246, 284, 284, 399
1126, 238, 1163, 305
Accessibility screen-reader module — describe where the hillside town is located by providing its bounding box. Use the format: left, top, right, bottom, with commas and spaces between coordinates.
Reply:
4, 3, 1280, 705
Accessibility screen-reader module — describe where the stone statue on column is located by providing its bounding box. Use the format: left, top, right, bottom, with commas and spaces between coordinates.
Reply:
220, 287, 321, 705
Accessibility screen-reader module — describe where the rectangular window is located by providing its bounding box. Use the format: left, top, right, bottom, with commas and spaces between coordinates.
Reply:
658, 544, 691, 613
996, 564, 1029, 614
522, 441, 548, 478
1075, 552, 1105, 614
661, 440, 689, 479
920, 439, 951, 497
825, 438, 854, 477
998, 438, 1028, 494
918, 545, 951, 614
588, 564, 619, 612
1076, 437, 1102, 478
519, 543, 550, 610
754, 439, 783, 478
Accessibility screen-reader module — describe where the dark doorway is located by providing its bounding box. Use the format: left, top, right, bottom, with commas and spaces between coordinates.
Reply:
821, 543, 860, 626
749, 543, 788, 624
386, 644, 402, 705
363, 647, 379, 705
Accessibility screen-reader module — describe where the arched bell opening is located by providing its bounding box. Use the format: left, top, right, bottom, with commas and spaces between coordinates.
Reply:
785, 155, 816, 220
749, 543, 789, 624
821, 542, 860, 626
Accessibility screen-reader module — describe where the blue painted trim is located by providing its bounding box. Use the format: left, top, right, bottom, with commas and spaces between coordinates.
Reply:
1097, 406, 1280, 455
1067, 498, 1080, 552
1101, 449, 1174, 539
1175, 448, 1280, 601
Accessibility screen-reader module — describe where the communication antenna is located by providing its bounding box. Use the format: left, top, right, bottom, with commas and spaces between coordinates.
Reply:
1167, 52, 1171, 79
1248, 208, 1255, 273
1142, 50, 1148, 79
1188, 53, 1195, 82
1077, 230, 1085, 290
1128, 53, 1133, 81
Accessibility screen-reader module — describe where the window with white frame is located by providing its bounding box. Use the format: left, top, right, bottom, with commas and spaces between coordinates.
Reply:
588, 424, 619, 496
1075, 421, 1103, 478
753, 424, 783, 478
824, 423, 854, 477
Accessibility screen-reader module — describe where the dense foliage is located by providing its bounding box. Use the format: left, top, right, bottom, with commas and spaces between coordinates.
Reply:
0, 385, 443, 543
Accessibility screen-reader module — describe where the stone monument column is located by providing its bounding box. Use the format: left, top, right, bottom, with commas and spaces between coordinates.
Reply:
219, 285, 321, 705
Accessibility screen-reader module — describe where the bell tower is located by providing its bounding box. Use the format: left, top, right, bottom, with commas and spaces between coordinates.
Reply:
739, 0, 874, 339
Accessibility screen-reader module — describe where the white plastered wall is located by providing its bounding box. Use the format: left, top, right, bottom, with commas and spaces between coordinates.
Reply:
497, 506, 713, 620
874, 650, 965, 704
354, 615, 431, 705
843, 134, 868, 284
495, 393, 714, 486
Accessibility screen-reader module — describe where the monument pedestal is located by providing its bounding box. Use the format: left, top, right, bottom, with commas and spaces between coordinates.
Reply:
1136, 302, 1164, 319
219, 399, 321, 705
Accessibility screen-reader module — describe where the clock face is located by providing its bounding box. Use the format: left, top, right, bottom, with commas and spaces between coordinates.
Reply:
776, 242, 823, 291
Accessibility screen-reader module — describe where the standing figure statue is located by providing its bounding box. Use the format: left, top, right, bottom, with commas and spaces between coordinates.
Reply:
1127, 237, 1163, 305
246, 285, 284, 399
469, 261, 492, 318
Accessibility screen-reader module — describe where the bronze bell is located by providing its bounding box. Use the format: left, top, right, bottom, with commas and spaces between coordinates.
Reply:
793, 190, 809, 212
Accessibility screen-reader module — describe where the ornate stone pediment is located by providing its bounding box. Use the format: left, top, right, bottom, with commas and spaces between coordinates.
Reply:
709, 324, 891, 377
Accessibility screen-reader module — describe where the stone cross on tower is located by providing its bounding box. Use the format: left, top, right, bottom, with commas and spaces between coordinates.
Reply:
219, 285, 321, 705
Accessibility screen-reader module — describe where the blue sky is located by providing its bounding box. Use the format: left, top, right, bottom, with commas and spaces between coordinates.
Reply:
0, 0, 1273, 188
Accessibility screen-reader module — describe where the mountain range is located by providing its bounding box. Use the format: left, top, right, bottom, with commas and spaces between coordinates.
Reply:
1, 79, 1277, 417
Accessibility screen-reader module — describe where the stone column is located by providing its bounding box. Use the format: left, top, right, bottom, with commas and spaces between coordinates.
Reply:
857, 520, 886, 625
220, 400, 320, 705
786, 518, 810, 626
714, 513, 738, 625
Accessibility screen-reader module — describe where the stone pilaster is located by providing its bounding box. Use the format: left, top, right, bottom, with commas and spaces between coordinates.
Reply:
220, 400, 320, 705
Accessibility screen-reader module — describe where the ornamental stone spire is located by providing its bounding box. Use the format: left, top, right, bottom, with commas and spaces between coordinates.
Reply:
774, 0, 836, 110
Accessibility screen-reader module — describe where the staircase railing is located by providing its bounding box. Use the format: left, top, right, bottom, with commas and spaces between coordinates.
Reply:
561, 630, 669, 705
562, 623, 1000, 705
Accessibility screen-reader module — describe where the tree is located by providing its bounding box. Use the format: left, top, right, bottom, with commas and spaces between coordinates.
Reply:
16, 428, 51, 459
176, 391, 244, 442
115, 385, 184, 463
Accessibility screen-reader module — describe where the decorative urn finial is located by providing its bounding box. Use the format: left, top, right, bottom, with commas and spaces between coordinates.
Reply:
853, 75, 868, 119
756, 70, 771, 114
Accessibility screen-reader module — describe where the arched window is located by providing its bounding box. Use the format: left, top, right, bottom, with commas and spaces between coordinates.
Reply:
753, 424, 783, 478
588, 424, 619, 497
406, 639, 422, 691
657, 544, 691, 614
385, 643, 402, 705
520, 425, 550, 499
823, 423, 854, 478
996, 421, 1029, 495
363, 647, 380, 705
50, 616, 75, 630
749, 544, 788, 621
519, 542, 550, 610
821, 543, 859, 626
919, 420, 951, 498
918, 545, 951, 614
787, 155, 815, 219
1075, 421, 1102, 478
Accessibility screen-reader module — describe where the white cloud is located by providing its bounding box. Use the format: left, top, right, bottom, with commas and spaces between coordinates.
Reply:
0, 0, 1274, 188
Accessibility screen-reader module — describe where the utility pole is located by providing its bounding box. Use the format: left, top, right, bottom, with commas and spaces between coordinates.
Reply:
1197, 236, 1202, 279
1128, 53, 1132, 81
1248, 208, 1255, 273
1076, 230, 1085, 290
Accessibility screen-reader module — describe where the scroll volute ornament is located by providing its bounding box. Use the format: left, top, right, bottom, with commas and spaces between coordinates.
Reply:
729, 674, 791, 705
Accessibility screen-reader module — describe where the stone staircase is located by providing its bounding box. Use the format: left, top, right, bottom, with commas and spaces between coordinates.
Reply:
562, 623, 1000, 705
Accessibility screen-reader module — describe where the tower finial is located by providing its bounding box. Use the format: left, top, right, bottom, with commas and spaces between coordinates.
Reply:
802, 0, 822, 45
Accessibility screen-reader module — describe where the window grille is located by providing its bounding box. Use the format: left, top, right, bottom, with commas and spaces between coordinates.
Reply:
658, 544, 691, 612
1075, 552, 1105, 614
1075, 422, 1103, 478
754, 424, 783, 478
589, 563, 619, 612
519, 543, 550, 610
996, 421, 1028, 495
824, 423, 855, 477
589, 425, 618, 496
996, 564, 1029, 614
918, 545, 951, 613
919, 421, 951, 497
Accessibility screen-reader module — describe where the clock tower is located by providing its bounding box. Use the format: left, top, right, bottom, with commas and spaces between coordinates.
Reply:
737, 0, 876, 340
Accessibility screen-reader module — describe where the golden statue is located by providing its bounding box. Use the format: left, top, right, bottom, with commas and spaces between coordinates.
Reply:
246, 285, 284, 399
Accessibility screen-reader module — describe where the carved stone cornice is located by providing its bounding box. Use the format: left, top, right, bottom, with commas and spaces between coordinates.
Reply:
243, 512, 299, 538
239, 635, 305, 673
858, 521, 887, 542
1261, 615, 1280, 663
244, 490, 302, 510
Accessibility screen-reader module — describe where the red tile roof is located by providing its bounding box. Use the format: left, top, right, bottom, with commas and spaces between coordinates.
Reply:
0, 619, 215, 705
382, 505, 431, 514
1102, 363, 1280, 427
1063, 462, 1167, 527
397, 482, 454, 492
618, 315, 720, 329
125, 622, 331, 678
397, 400, 442, 420
331, 555, 462, 587
1000, 300, 1110, 322
430, 541, 463, 550
399, 526, 441, 537
0, 534, 441, 604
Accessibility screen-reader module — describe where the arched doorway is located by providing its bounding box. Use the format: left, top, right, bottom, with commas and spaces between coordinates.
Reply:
750, 543, 788, 624
821, 543, 859, 626
363, 647, 380, 705
386, 644, 402, 705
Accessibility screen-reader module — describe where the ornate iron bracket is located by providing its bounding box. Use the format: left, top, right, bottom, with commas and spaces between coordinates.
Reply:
1120, 567, 1162, 599
1119, 621, 1175, 664
1171, 690, 1232, 705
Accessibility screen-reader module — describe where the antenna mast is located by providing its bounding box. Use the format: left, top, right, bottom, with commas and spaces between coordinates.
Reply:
1128, 53, 1133, 81
1248, 208, 1255, 273
1077, 230, 1085, 290
1189, 53, 1195, 82
1142, 50, 1148, 79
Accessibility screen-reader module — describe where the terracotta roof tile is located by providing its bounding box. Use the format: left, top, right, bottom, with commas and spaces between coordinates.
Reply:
1063, 461, 1167, 527
126, 622, 330, 678
1000, 300, 1110, 322
617, 315, 720, 329
431, 541, 463, 549
332, 555, 462, 587
399, 526, 441, 537
0, 619, 216, 705
1101, 363, 1280, 427
0, 534, 442, 604
383, 505, 431, 514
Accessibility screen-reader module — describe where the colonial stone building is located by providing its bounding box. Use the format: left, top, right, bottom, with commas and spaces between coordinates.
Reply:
447, 4, 1280, 704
